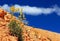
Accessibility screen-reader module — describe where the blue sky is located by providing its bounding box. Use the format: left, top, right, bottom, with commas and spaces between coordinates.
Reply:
0, 0, 60, 33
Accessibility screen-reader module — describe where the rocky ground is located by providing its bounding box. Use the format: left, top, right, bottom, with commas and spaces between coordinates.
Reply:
0, 8, 60, 41
0, 8, 17, 41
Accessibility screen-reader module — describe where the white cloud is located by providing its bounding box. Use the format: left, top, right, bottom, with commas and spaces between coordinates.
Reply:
53, 5, 60, 16
1, 4, 10, 12
14, 4, 55, 15
0, 4, 60, 16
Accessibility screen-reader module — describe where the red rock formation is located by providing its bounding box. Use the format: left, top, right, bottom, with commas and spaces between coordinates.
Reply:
0, 8, 7, 18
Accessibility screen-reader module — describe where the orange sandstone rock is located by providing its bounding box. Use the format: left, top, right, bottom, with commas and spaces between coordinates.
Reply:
0, 8, 7, 18
4, 14, 12, 22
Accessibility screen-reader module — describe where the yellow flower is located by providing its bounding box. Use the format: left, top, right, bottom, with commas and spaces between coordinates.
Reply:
10, 6, 15, 12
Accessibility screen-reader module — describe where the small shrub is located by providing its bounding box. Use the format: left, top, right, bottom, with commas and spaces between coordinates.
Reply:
8, 20, 23, 41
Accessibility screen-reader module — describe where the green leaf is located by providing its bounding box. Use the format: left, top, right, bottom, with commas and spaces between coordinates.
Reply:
8, 20, 23, 41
